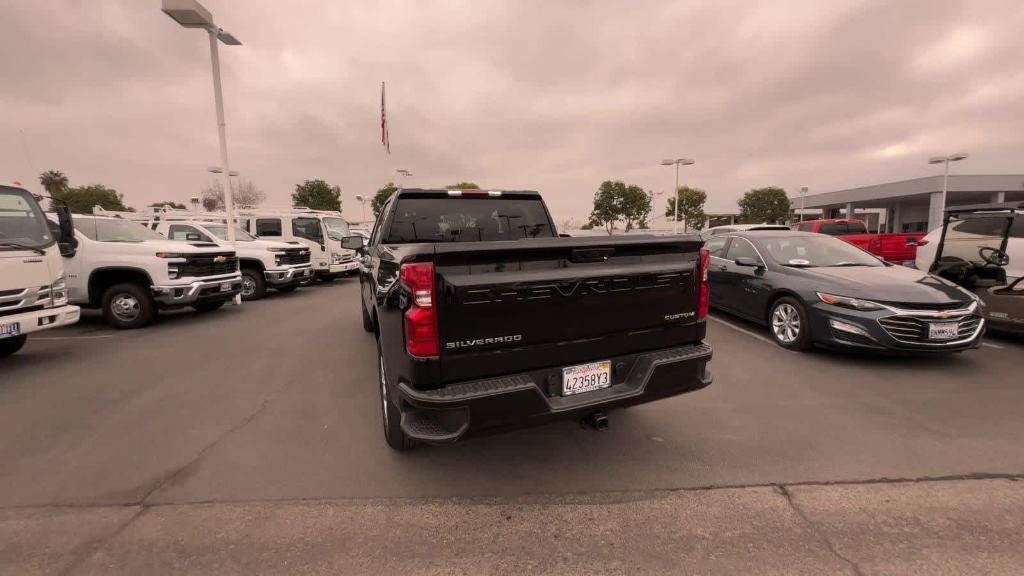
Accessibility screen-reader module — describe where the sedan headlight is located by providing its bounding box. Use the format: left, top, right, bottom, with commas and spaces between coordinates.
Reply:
816, 292, 884, 311
51, 276, 68, 307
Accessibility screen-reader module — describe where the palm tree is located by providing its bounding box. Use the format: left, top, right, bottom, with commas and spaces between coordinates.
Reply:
39, 170, 69, 196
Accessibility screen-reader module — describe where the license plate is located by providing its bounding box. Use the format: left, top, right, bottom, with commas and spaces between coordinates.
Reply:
928, 322, 959, 340
0, 321, 21, 339
220, 282, 232, 292
562, 360, 612, 396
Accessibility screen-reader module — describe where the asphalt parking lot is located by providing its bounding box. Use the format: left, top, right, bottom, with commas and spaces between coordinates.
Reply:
2, 278, 1023, 574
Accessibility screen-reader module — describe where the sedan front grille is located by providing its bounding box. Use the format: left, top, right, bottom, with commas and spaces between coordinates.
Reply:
177, 252, 239, 278
878, 314, 981, 343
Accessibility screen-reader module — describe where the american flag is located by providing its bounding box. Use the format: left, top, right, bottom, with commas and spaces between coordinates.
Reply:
381, 82, 390, 155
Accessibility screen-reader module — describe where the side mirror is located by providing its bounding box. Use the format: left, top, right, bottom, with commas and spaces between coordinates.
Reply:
185, 233, 202, 242
341, 235, 365, 250
734, 256, 762, 268
55, 206, 77, 257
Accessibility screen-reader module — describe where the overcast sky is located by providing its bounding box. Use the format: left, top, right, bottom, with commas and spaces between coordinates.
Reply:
2, 0, 1023, 225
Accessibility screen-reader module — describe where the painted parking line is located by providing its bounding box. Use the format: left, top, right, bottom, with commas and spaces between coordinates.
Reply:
32, 334, 116, 341
706, 314, 775, 345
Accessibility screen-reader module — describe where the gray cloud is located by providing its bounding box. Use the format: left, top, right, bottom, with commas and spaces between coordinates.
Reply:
2, 0, 1023, 223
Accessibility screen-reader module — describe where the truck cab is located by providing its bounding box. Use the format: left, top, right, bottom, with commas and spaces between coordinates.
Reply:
148, 217, 312, 301
238, 209, 359, 281
792, 218, 926, 265
56, 215, 243, 329
0, 185, 81, 356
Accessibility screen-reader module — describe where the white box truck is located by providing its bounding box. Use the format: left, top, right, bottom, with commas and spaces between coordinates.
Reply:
0, 184, 80, 356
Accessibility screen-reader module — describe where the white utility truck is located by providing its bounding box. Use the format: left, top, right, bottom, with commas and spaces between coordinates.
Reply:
237, 208, 359, 282
53, 213, 243, 329
97, 207, 313, 301
0, 184, 80, 356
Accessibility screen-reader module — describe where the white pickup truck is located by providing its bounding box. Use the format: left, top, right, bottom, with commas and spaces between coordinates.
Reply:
55, 215, 243, 329
237, 209, 360, 282
0, 185, 80, 356
149, 218, 312, 300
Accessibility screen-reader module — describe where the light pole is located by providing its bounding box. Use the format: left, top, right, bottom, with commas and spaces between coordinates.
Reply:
928, 153, 968, 217
799, 186, 808, 222
162, 0, 242, 243
207, 166, 239, 213
396, 169, 413, 186
354, 194, 370, 221
661, 158, 695, 234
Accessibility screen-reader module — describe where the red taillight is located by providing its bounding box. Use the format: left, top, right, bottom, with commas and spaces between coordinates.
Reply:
400, 262, 439, 357
697, 247, 710, 320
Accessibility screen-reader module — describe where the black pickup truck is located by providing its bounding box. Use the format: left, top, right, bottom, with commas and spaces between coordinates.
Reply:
342, 188, 713, 450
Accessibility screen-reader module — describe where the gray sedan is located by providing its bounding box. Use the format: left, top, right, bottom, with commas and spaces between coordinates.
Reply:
705, 231, 985, 352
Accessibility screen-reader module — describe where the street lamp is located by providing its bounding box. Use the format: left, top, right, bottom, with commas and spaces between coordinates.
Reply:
661, 158, 695, 234
799, 186, 808, 222
928, 153, 968, 228
162, 0, 242, 243
396, 169, 413, 186
354, 194, 370, 221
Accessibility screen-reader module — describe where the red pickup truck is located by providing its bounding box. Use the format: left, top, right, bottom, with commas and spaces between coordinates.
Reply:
791, 218, 926, 265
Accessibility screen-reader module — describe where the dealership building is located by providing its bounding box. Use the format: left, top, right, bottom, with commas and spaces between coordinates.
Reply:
794, 174, 1024, 233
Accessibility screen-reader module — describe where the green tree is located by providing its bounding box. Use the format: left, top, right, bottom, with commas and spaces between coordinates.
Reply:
737, 187, 790, 224
372, 182, 399, 217
39, 170, 69, 197
149, 201, 187, 210
445, 182, 480, 190
56, 184, 130, 214
665, 186, 708, 231
292, 179, 342, 211
587, 180, 651, 235
618, 184, 652, 231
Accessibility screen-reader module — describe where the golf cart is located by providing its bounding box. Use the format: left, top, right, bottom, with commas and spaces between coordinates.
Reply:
929, 201, 1024, 335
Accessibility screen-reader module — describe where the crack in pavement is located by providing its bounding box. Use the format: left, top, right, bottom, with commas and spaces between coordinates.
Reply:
777, 484, 865, 576
133, 376, 298, 507
56, 506, 146, 576
2, 471, 1021, 512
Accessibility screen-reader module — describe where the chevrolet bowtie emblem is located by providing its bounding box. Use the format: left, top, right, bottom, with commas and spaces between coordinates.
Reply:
937, 311, 950, 319
214, 255, 226, 263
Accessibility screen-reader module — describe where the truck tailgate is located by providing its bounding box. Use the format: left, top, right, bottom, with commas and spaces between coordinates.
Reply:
432, 235, 704, 382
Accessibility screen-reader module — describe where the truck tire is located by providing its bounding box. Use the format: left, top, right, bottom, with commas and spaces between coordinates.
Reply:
768, 296, 813, 351
378, 343, 415, 451
0, 335, 28, 357
240, 268, 266, 301
192, 301, 225, 313
102, 283, 157, 329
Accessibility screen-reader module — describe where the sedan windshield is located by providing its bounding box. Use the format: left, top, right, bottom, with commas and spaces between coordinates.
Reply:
76, 217, 165, 242
761, 235, 883, 268
0, 187, 53, 249
206, 225, 256, 242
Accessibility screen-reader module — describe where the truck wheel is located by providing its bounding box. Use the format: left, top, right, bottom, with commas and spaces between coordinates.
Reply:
102, 283, 157, 329
378, 344, 414, 451
192, 301, 225, 313
240, 269, 266, 301
361, 298, 374, 333
768, 297, 813, 351
0, 335, 28, 357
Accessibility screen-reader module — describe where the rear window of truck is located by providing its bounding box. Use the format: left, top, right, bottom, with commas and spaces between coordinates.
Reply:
384, 197, 554, 243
